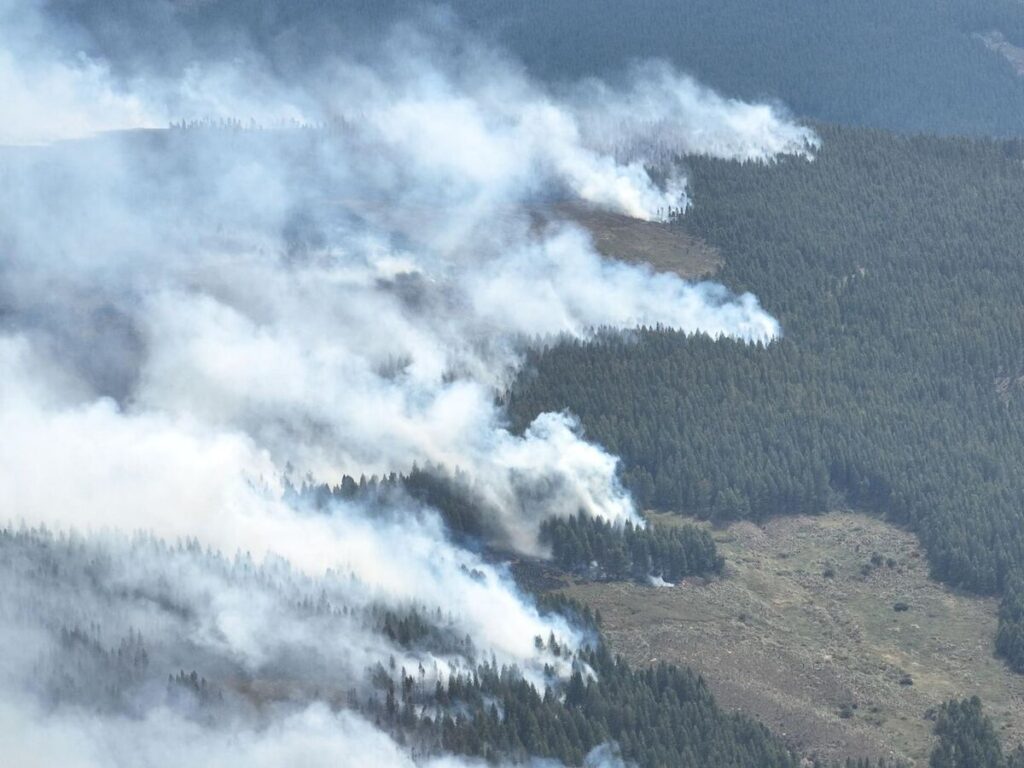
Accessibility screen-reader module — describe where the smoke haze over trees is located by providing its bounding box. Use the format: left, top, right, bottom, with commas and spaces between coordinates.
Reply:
40, 0, 1024, 137
0, 1, 827, 765
507, 124, 1024, 674
10, 0, 1024, 765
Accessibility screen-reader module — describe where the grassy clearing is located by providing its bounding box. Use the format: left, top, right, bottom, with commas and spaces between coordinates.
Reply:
545, 203, 723, 279
562, 512, 1024, 765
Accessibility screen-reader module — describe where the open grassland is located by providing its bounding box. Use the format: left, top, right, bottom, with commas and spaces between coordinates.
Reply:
549, 203, 722, 279
563, 512, 1024, 765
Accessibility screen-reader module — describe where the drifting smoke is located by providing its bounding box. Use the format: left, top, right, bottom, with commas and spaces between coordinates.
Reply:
573, 61, 818, 167
0, 1, 815, 765
2, 699, 634, 768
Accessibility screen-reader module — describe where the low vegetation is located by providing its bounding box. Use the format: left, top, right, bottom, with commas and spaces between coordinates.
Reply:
563, 513, 1024, 765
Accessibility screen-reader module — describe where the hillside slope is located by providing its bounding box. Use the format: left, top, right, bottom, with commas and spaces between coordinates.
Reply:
567, 513, 1024, 765
509, 124, 1024, 671
53, 0, 1024, 136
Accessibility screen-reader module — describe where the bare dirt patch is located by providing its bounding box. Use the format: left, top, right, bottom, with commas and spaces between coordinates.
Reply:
543, 203, 722, 279
563, 512, 1024, 765
329, 198, 721, 280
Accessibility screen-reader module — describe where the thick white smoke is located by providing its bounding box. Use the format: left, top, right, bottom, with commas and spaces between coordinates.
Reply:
0, 2, 815, 765
0, 338, 580, 675
572, 60, 818, 170
0, 64, 795, 551
0, 699, 634, 768
0, 0, 166, 146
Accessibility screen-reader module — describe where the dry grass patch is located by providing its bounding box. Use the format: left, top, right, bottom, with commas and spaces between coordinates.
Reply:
563, 512, 1024, 765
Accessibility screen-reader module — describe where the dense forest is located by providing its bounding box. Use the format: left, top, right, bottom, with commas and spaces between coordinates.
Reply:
297, 469, 722, 582
929, 698, 1024, 768
13, 524, 1016, 767
51, 0, 1024, 136
539, 513, 722, 582
365, 644, 799, 768
0, 526, 801, 768
296, 467, 490, 543
18, 1, 1024, 763
508, 124, 1024, 669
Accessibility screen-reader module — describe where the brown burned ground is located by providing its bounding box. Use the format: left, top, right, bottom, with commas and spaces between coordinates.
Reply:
562, 512, 1024, 766
330, 197, 721, 281
543, 203, 723, 279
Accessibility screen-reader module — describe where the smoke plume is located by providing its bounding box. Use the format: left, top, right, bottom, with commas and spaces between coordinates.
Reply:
0, 1, 815, 764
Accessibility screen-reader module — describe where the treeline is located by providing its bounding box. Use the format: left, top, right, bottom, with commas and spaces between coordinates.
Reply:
295, 465, 488, 542
4, 526, 905, 767
364, 642, 915, 768
168, 117, 322, 131
2, 525, 477, 712
997, 578, 1024, 672
297, 468, 722, 582
365, 644, 799, 768
930, 697, 1024, 768
507, 125, 1024, 669
540, 513, 722, 582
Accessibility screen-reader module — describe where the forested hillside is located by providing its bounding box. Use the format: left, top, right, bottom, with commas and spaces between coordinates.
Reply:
379, 645, 800, 767
297, 469, 722, 582
0, 526, 801, 768
53, 0, 1024, 136
930, 698, 1024, 768
21, 0, 1024, 763
508, 125, 1024, 669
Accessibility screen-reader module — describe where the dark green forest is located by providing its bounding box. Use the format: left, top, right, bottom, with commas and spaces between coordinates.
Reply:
365, 595, 910, 768
929, 697, 1024, 768
540, 513, 722, 582
3, 525, 792, 767
368, 645, 800, 768
508, 124, 1024, 669
22, 1, 1024, 765
13, 522, 1007, 768
296, 469, 722, 582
